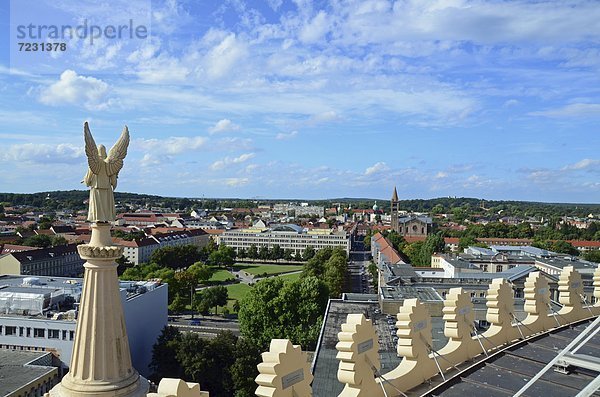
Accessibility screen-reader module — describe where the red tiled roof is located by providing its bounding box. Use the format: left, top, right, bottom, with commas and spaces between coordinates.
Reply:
568, 240, 600, 248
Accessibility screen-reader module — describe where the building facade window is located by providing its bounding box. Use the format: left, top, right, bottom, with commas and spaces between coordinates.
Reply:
33, 328, 45, 338
48, 329, 60, 339
5, 326, 17, 336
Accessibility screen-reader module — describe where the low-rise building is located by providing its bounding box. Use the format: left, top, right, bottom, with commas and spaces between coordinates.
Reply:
0, 350, 60, 397
0, 245, 84, 277
219, 224, 350, 255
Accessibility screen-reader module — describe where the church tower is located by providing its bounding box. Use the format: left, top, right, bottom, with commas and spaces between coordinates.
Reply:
391, 186, 399, 232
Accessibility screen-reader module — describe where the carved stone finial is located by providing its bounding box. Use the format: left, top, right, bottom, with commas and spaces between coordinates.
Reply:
396, 298, 431, 360
375, 299, 437, 395
522, 271, 552, 334
255, 339, 313, 397
557, 266, 585, 322
437, 288, 480, 366
594, 266, 600, 313
482, 279, 518, 347
147, 379, 209, 397
336, 314, 380, 397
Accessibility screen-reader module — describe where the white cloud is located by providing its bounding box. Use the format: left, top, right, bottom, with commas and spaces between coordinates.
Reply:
210, 152, 256, 170
365, 162, 390, 175
136, 136, 207, 155
435, 171, 448, 179
308, 110, 341, 125
38, 70, 111, 110
0, 143, 83, 164
209, 119, 240, 134
299, 11, 330, 44
205, 34, 247, 79
562, 159, 600, 171
275, 131, 298, 140
529, 103, 600, 118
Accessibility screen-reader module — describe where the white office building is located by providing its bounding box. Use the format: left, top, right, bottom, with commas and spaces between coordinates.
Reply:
0, 275, 167, 377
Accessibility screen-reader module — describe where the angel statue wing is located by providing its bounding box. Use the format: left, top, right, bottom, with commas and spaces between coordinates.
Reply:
84, 122, 101, 175
106, 126, 130, 177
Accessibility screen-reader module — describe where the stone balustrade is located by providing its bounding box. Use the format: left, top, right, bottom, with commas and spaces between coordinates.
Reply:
254, 266, 600, 397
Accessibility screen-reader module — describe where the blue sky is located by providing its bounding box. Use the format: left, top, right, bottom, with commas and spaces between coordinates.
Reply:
0, 0, 599, 202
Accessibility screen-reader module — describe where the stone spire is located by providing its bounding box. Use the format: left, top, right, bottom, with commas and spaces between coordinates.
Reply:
391, 186, 398, 202
49, 124, 147, 397
390, 186, 399, 232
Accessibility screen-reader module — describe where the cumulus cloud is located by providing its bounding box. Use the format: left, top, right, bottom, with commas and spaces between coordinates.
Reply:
275, 131, 298, 140
209, 119, 240, 134
365, 162, 390, 175
205, 34, 247, 79
562, 159, 600, 171
0, 143, 83, 164
38, 70, 111, 110
529, 103, 600, 118
210, 152, 256, 170
136, 136, 207, 155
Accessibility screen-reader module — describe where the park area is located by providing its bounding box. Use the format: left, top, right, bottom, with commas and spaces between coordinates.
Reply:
203, 263, 303, 313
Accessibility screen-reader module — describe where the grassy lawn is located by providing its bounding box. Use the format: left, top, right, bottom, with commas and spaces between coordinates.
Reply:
209, 269, 235, 282
276, 272, 302, 282
234, 263, 302, 276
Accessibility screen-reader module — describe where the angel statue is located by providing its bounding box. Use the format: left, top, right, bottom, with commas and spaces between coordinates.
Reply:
82, 122, 130, 223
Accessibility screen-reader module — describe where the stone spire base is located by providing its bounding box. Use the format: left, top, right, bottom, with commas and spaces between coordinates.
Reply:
49, 223, 148, 397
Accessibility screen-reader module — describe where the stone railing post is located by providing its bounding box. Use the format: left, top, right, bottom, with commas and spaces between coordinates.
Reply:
336, 314, 380, 397
593, 266, 600, 315
557, 266, 586, 323
376, 299, 437, 395
436, 287, 480, 366
255, 339, 313, 397
482, 279, 518, 348
521, 271, 553, 334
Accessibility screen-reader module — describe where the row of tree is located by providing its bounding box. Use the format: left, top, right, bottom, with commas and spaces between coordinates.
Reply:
302, 247, 348, 297
150, 328, 261, 397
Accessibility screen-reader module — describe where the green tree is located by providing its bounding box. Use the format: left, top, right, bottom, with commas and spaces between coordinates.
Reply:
247, 244, 258, 260
169, 294, 187, 314
230, 338, 262, 397
270, 244, 283, 261
208, 245, 236, 268
200, 285, 229, 315
550, 240, 579, 256
238, 276, 329, 350
50, 235, 68, 246
418, 233, 445, 266
23, 234, 52, 248
583, 250, 600, 263
150, 245, 201, 269
258, 245, 270, 260
323, 251, 347, 297
302, 246, 315, 261
188, 262, 213, 284
149, 326, 184, 382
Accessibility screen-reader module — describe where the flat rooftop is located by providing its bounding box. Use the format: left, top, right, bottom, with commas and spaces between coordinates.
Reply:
311, 299, 447, 397
380, 286, 443, 301
0, 350, 57, 397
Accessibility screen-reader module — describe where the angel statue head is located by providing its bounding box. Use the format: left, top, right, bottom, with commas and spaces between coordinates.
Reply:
82, 122, 130, 223
98, 144, 107, 160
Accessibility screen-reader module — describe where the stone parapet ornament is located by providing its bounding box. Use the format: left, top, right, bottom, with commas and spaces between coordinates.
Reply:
336, 314, 380, 397
147, 379, 209, 397
255, 339, 313, 397
306, 266, 600, 397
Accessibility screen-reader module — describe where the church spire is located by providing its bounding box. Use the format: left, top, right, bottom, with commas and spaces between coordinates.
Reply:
392, 186, 398, 202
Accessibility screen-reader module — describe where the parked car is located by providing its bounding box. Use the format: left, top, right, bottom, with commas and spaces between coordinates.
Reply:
190, 319, 201, 326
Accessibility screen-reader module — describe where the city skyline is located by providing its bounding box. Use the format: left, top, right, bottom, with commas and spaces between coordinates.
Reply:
0, 1, 599, 203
